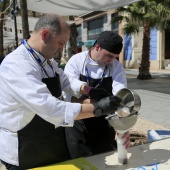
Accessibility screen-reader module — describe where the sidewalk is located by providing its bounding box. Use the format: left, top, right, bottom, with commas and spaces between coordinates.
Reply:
126, 69, 170, 141
129, 90, 170, 138
126, 68, 170, 76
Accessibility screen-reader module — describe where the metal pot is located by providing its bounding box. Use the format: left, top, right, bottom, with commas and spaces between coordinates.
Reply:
106, 114, 138, 132
115, 88, 141, 117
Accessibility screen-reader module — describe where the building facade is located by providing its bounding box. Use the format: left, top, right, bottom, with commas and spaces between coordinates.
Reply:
73, 10, 170, 70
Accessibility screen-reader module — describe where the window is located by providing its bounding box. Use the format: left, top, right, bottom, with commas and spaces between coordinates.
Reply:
88, 17, 104, 40
112, 13, 119, 34
76, 25, 82, 42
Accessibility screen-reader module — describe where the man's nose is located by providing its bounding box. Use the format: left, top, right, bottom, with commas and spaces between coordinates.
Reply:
108, 58, 115, 64
59, 46, 64, 52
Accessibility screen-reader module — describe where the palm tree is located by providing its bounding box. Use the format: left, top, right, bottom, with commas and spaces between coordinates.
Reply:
112, 0, 170, 80
0, 0, 8, 60
69, 16, 78, 56
19, 0, 30, 39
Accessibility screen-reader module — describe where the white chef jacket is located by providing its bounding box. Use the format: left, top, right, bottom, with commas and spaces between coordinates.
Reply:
0, 44, 85, 165
64, 51, 127, 101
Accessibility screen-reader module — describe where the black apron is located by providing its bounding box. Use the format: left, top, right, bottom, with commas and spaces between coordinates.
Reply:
65, 74, 117, 159
17, 73, 71, 170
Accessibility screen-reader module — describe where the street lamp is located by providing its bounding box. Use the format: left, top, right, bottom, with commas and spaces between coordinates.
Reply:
11, 0, 19, 48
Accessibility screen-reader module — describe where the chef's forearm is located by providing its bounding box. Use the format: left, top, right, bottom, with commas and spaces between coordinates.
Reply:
75, 103, 95, 120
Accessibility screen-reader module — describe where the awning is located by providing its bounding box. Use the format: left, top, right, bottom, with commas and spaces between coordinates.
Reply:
77, 40, 96, 47
26, 0, 141, 16
4, 0, 141, 49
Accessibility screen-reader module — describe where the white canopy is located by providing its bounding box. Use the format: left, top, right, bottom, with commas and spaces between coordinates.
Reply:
27, 0, 140, 16
4, 0, 141, 49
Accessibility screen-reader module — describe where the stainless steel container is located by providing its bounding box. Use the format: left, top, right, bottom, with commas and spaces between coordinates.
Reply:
115, 88, 141, 117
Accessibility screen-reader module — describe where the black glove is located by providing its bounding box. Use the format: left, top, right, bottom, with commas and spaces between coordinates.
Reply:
93, 96, 121, 117
89, 88, 112, 100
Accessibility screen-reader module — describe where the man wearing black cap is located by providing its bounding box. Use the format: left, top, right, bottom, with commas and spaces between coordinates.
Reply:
94, 30, 123, 55
63, 31, 129, 158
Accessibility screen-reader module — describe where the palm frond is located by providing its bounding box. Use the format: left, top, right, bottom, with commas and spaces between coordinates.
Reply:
115, 0, 170, 32
111, 15, 124, 24
123, 23, 139, 35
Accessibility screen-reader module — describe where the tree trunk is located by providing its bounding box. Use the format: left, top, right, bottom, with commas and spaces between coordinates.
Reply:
137, 22, 152, 80
20, 0, 30, 39
0, 0, 7, 60
68, 16, 78, 58
32, 11, 36, 17
69, 24, 78, 56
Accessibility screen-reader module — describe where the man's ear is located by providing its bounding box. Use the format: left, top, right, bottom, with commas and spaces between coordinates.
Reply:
42, 29, 51, 42
95, 45, 100, 51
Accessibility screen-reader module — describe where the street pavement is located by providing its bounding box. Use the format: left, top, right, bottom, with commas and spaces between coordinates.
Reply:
126, 69, 170, 131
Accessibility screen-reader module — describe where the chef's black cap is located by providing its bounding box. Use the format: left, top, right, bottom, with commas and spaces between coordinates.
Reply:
94, 31, 123, 54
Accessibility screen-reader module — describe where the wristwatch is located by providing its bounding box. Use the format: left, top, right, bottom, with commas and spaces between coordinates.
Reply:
93, 108, 103, 117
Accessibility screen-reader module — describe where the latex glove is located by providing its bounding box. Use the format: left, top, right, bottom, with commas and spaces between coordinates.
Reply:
93, 96, 121, 117
89, 88, 112, 100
